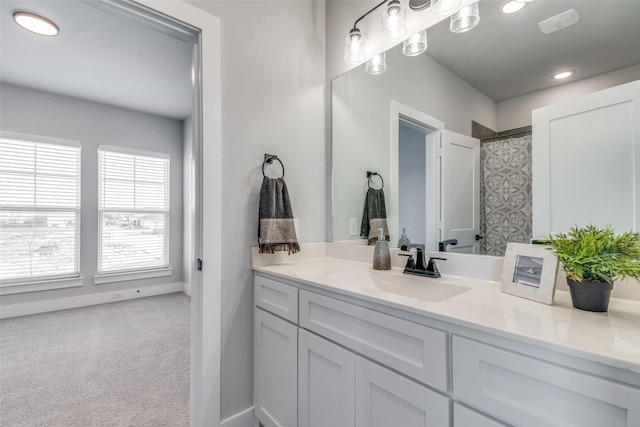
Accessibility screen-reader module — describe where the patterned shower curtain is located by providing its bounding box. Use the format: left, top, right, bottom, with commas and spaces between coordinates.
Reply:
479, 134, 533, 256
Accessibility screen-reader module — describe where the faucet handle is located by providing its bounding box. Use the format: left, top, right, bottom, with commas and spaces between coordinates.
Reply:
399, 253, 415, 270
426, 256, 446, 278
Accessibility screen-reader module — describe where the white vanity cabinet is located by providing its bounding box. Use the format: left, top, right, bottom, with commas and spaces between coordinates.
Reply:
253, 272, 640, 427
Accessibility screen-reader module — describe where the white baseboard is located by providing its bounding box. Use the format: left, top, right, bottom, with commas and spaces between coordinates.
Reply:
183, 281, 192, 297
0, 282, 186, 319
221, 406, 254, 427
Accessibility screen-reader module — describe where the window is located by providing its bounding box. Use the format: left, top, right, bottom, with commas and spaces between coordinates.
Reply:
98, 146, 169, 274
0, 134, 80, 283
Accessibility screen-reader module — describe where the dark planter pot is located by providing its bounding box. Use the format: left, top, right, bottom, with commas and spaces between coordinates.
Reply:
566, 279, 613, 312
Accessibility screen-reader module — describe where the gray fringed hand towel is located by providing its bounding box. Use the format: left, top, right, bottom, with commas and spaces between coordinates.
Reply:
259, 176, 300, 254
360, 188, 390, 245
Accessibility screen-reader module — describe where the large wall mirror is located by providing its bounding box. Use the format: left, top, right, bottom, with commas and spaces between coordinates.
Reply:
332, 0, 640, 257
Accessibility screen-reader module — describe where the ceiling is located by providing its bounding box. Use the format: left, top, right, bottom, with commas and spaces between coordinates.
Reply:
2, 1, 638, 116
0, 0, 193, 120
426, 0, 640, 102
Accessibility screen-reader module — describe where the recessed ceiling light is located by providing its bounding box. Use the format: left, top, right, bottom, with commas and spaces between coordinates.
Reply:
552, 70, 574, 80
501, 1, 525, 14
13, 12, 59, 36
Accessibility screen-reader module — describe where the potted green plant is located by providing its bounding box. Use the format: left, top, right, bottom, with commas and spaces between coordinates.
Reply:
546, 224, 640, 312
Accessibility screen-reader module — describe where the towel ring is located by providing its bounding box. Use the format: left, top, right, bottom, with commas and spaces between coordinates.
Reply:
262, 154, 285, 178
367, 171, 384, 189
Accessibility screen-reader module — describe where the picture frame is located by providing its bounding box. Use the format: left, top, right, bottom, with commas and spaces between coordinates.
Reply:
501, 243, 559, 305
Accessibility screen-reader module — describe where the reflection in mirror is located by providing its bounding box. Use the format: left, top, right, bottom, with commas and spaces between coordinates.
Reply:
332, 0, 640, 256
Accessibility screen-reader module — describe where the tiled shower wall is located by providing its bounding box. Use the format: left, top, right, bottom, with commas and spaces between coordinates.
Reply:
473, 122, 533, 256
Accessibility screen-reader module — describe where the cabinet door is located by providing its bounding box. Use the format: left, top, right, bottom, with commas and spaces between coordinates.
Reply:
355, 357, 449, 427
454, 402, 508, 427
298, 330, 355, 427
254, 308, 297, 427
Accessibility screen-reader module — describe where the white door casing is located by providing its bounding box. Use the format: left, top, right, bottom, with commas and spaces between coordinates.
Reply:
134, 1, 222, 425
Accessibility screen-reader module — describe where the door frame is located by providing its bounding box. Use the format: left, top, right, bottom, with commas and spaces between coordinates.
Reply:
133, 1, 222, 425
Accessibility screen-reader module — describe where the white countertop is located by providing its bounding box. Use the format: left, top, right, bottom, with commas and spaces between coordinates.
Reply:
252, 244, 640, 375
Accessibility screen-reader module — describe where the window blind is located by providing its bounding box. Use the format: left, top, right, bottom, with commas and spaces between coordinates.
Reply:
98, 147, 170, 273
0, 137, 80, 282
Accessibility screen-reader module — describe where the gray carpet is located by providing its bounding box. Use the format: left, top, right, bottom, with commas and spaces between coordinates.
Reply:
0, 292, 190, 427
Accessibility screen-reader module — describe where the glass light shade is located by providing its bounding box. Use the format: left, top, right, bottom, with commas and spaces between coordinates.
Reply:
382, 0, 407, 41
450, 2, 480, 33
13, 12, 59, 36
430, 0, 462, 15
365, 53, 386, 75
403, 30, 428, 56
344, 28, 365, 63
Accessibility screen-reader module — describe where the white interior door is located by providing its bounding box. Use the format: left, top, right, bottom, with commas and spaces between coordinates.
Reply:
532, 80, 640, 237
440, 130, 480, 254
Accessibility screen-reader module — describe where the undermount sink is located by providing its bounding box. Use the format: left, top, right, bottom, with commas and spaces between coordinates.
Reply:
327, 269, 470, 303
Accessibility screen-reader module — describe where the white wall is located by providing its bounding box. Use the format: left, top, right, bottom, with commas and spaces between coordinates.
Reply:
0, 83, 184, 305
185, 1, 326, 420
497, 64, 640, 131
332, 44, 496, 243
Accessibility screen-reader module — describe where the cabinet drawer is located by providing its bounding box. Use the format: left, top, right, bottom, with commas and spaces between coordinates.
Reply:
255, 275, 298, 323
454, 403, 508, 427
452, 336, 640, 427
299, 290, 448, 391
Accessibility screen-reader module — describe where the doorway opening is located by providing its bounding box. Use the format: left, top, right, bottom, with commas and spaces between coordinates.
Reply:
398, 117, 439, 251
390, 101, 444, 251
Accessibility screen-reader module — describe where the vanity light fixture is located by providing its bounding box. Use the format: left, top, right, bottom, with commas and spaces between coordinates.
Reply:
552, 70, 574, 80
403, 30, 428, 56
13, 11, 59, 36
344, 28, 366, 63
344, 0, 407, 63
365, 52, 387, 75
501, 0, 525, 14
382, 0, 407, 41
450, 2, 480, 33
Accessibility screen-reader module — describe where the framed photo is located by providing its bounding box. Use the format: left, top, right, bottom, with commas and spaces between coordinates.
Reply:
501, 243, 559, 305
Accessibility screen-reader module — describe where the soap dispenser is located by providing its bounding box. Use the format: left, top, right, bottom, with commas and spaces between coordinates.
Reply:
373, 228, 391, 270
397, 227, 411, 251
